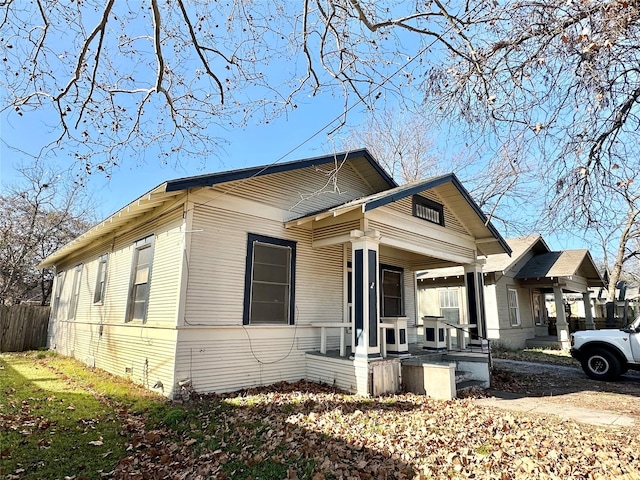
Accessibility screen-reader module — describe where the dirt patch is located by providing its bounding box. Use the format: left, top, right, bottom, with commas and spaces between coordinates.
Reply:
489, 360, 640, 419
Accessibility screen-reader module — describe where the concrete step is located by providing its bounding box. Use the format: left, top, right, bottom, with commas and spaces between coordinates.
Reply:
455, 370, 473, 383
456, 379, 487, 392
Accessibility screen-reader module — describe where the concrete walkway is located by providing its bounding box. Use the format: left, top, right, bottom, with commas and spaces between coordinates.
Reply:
473, 390, 635, 427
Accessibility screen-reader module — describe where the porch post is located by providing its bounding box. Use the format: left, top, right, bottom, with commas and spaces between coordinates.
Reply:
463, 259, 486, 346
350, 229, 381, 396
553, 285, 570, 348
583, 291, 595, 330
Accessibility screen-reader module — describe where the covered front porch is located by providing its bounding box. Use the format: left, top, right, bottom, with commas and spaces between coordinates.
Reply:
515, 250, 605, 349
285, 175, 510, 396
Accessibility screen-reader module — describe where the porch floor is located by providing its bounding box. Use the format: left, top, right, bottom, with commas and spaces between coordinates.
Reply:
306, 344, 489, 362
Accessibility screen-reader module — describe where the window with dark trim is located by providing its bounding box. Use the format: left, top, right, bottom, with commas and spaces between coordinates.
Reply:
413, 195, 444, 226
243, 233, 296, 325
93, 254, 108, 304
381, 264, 403, 317
68, 264, 83, 320
126, 235, 154, 322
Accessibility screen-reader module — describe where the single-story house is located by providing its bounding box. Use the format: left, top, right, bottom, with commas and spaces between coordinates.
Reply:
40, 150, 511, 398
418, 235, 605, 349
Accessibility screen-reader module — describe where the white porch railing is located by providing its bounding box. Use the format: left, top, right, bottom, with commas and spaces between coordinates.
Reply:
311, 322, 395, 357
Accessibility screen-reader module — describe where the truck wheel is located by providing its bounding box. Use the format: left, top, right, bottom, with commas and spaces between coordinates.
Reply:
580, 348, 622, 381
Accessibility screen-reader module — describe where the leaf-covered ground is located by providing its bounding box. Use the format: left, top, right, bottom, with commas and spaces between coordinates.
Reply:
2, 352, 640, 480
490, 363, 640, 420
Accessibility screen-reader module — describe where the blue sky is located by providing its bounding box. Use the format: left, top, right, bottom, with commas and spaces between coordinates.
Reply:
0, 92, 369, 220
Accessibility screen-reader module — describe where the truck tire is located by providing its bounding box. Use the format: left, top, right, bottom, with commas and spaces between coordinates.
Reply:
580, 348, 622, 381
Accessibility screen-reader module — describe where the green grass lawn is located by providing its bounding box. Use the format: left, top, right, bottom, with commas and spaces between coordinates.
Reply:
0, 351, 169, 479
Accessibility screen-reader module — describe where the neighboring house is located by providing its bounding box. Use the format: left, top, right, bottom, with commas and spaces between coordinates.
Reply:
592, 280, 639, 323
418, 235, 605, 349
39, 150, 510, 398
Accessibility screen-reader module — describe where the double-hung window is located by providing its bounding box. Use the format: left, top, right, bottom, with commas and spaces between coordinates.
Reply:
68, 264, 83, 320
93, 254, 108, 304
244, 234, 296, 325
381, 265, 403, 317
52, 271, 66, 318
439, 288, 461, 324
508, 288, 521, 326
127, 236, 154, 322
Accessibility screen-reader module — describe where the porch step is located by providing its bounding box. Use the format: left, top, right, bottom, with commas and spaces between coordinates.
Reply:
455, 370, 473, 383
456, 379, 487, 393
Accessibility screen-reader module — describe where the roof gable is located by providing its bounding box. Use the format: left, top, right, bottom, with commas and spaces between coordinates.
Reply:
165, 149, 396, 193
287, 173, 511, 257
482, 235, 550, 273
515, 249, 604, 286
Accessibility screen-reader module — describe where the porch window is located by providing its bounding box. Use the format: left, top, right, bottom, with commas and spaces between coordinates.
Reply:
413, 195, 444, 226
93, 254, 108, 304
68, 264, 83, 320
381, 265, 403, 317
439, 288, 460, 324
126, 236, 154, 323
244, 234, 296, 325
508, 288, 520, 326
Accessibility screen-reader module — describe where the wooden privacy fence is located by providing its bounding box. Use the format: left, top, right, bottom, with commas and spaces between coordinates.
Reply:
0, 305, 50, 352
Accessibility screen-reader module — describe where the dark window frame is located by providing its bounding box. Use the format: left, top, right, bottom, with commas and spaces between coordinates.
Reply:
243, 233, 296, 326
126, 235, 154, 323
380, 264, 404, 317
412, 195, 444, 226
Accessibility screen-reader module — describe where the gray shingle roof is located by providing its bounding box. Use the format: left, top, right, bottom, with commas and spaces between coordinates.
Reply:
515, 249, 603, 285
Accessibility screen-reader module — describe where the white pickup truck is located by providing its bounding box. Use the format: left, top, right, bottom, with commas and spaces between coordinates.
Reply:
570, 315, 640, 380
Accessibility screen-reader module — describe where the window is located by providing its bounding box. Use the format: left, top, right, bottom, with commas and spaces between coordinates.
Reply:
93, 254, 108, 304
243, 234, 296, 325
413, 195, 444, 226
381, 265, 403, 317
439, 288, 460, 324
127, 236, 154, 322
68, 264, 83, 320
52, 271, 66, 318
508, 288, 520, 326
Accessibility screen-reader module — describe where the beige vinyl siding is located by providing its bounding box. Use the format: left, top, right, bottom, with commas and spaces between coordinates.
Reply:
206, 161, 378, 218
306, 354, 357, 393
48, 206, 185, 396
185, 202, 344, 326
368, 218, 476, 263
49, 320, 177, 393
175, 326, 324, 393
490, 276, 535, 348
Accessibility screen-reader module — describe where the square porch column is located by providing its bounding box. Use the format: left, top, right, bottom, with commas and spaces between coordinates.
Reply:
350, 230, 381, 396
583, 291, 595, 330
553, 285, 570, 348
464, 260, 487, 346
